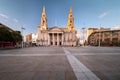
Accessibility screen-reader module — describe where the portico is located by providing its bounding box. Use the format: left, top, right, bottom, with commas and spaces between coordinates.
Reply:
48, 32, 63, 46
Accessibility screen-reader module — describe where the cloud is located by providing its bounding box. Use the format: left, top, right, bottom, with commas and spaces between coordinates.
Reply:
99, 11, 109, 19
0, 13, 9, 19
13, 18, 19, 22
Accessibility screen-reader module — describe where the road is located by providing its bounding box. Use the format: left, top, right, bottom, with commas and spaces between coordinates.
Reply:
0, 47, 120, 80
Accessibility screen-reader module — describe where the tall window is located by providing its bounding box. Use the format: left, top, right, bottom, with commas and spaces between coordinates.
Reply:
104, 32, 110, 37
112, 31, 118, 37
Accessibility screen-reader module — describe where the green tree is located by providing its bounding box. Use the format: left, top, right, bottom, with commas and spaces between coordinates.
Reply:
0, 27, 22, 44
11, 31, 22, 44
0, 27, 12, 42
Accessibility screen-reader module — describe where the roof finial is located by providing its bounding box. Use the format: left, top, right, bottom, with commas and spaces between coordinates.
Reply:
43, 6, 46, 13
70, 7, 72, 12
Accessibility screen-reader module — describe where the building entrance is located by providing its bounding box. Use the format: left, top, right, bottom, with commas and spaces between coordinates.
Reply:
49, 33, 63, 46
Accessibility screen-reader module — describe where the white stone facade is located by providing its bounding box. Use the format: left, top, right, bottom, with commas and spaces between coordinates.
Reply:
37, 7, 79, 46
32, 33, 38, 44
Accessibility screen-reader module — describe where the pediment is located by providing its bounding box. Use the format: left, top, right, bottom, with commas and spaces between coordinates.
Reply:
48, 27, 63, 32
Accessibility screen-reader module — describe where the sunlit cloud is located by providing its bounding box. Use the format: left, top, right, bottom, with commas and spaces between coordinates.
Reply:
0, 13, 9, 19
99, 11, 110, 19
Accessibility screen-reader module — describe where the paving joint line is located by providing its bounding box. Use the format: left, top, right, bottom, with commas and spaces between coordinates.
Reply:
0, 54, 65, 56
63, 47, 101, 80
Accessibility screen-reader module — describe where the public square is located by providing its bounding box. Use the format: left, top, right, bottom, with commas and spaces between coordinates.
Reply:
0, 47, 120, 80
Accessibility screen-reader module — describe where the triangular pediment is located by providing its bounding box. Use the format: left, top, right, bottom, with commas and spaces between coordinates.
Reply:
48, 27, 64, 32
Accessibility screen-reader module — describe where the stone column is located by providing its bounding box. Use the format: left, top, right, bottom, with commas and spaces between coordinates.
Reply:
52, 33, 53, 45
57, 33, 59, 46
48, 33, 50, 46
53, 33, 55, 46
42, 32, 44, 46
62, 33, 64, 45
102, 32, 104, 42
110, 32, 112, 45
43, 32, 44, 45
118, 32, 120, 42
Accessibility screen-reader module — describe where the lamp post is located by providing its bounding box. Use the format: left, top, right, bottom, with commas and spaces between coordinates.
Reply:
82, 27, 85, 47
99, 24, 101, 47
21, 27, 25, 48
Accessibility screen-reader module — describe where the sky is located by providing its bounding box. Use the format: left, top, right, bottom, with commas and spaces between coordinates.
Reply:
0, 0, 120, 39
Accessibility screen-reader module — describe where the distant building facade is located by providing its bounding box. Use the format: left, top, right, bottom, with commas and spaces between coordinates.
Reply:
26, 33, 38, 46
37, 7, 79, 46
87, 28, 99, 39
87, 28, 111, 39
88, 29, 120, 46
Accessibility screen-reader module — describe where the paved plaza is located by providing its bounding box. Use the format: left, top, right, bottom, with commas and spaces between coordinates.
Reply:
0, 47, 120, 80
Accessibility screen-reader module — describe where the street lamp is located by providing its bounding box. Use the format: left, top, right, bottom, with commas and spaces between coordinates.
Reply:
99, 24, 101, 47
82, 27, 85, 47
21, 27, 25, 48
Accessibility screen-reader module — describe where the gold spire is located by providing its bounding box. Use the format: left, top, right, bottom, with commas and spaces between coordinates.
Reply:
70, 7, 72, 13
69, 7, 73, 18
42, 6, 46, 17
68, 7, 75, 30
43, 6, 46, 13
40, 7, 48, 30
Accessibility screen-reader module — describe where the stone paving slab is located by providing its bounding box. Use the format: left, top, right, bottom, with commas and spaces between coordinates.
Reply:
0, 47, 65, 54
0, 47, 120, 80
73, 53, 120, 55
0, 53, 65, 56
0, 56, 76, 80
66, 47, 120, 54
64, 47, 120, 80
63, 48, 100, 80
75, 55, 120, 80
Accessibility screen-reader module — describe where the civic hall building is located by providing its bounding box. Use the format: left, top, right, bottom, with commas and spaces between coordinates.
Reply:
37, 7, 79, 46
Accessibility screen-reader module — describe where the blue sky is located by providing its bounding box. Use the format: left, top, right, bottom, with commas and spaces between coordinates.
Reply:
0, 0, 120, 37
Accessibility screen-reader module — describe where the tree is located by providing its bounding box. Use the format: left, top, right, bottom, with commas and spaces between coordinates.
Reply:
0, 27, 12, 42
11, 31, 22, 44
0, 27, 22, 44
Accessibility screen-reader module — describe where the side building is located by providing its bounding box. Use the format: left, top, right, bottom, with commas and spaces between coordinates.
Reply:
88, 29, 120, 46
87, 27, 111, 39
26, 33, 38, 46
87, 28, 98, 39
37, 7, 79, 46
